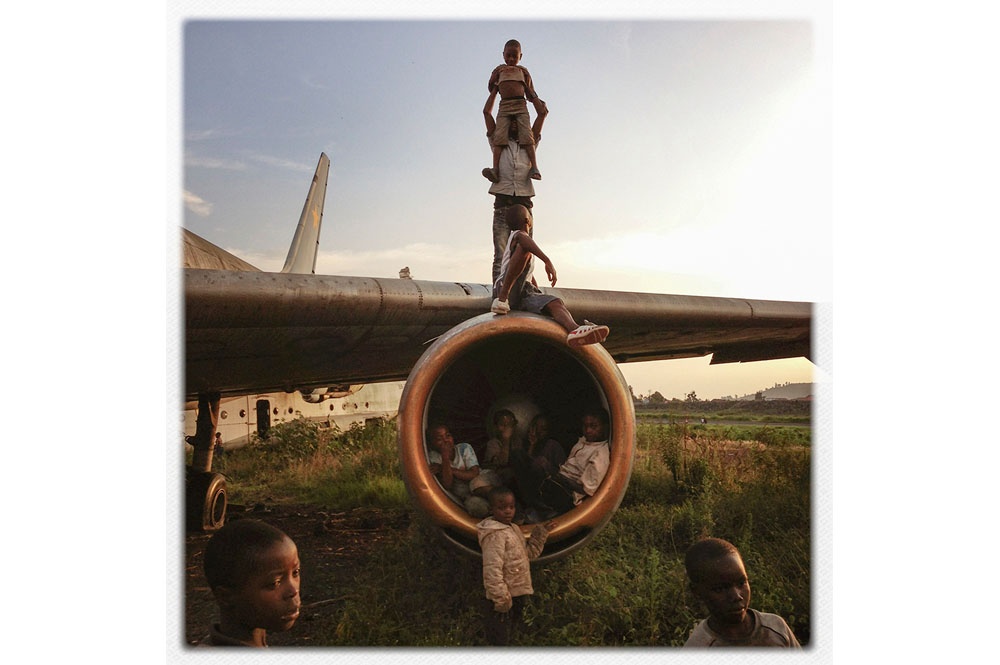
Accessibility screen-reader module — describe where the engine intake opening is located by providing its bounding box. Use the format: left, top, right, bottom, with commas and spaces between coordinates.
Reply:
398, 313, 635, 561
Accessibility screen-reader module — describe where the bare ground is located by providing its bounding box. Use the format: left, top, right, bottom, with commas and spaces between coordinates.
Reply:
183, 502, 409, 646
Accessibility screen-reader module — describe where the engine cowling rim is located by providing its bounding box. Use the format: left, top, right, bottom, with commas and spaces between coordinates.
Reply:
397, 313, 635, 558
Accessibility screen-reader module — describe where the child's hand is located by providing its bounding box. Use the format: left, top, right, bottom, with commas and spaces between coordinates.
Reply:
437, 439, 455, 460
545, 261, 557, 286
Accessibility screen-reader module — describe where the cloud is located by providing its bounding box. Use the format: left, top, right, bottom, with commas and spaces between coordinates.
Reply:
315, 243, 485, 283
185, 129, 221, 142
183, 190, 213, 217
299, 73, 328, 90
184, 154, 247, 170
245, 153, 315, 173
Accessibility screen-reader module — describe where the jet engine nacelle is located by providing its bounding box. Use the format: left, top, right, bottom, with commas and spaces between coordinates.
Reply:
300, 385, 362, 403
398, 313, 635, 561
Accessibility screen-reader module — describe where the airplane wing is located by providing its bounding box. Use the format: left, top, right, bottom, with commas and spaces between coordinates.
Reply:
184, 267, 810, 400
182, 151, 812, 552
183, 149, 809, 400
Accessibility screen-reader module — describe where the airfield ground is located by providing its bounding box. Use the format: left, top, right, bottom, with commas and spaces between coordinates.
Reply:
182, 503, 408, 647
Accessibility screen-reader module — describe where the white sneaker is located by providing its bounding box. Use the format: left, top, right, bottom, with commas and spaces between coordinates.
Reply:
567, 321, 609, 347
491, 298, 510, 314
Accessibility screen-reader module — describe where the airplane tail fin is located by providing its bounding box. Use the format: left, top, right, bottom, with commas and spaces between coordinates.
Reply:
281, 152, 331, 275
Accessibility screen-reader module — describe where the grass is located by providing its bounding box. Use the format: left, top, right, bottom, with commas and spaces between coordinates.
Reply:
206, 415, 811, 646
211, 417, 410, 510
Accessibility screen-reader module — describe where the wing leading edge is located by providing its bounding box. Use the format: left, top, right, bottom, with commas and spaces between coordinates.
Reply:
184, 267, 810, 400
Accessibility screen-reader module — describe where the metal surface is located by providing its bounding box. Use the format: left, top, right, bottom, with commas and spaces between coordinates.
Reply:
184, 269, 810, 400
281, 153, 330, 275
397, 313, 635, 560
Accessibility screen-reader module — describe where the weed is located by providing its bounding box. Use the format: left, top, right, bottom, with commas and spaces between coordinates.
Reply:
204, 416, 811, 645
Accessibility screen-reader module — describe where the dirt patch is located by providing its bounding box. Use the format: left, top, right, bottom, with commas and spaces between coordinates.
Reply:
183, 502, 409, 646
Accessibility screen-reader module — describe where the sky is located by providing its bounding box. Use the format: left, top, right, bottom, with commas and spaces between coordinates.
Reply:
180, 11, 830, 400
7, 2, 1000, 662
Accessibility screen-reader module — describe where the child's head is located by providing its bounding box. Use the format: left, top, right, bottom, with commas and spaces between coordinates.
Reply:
204, 519, 301, 636
426, 422, 453, 452
581, 407, 609, 442
487, 486, 517, 524
503, 39, 522, 65
685, 538, 751, 630
527, 414, 550, 444
493, 409, 517, 438
505, 204, 532, 233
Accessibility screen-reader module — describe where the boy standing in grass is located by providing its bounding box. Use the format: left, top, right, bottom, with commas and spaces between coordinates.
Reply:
477, 486, 554, 645
197, 519, 302, 647
683, 537, 801, 647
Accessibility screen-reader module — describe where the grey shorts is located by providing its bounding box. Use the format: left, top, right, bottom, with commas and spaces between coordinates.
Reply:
513, 281, 560, 314
494, 259, 560, 314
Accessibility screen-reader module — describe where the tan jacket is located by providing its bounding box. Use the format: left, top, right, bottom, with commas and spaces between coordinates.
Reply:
476, 518, 549, 611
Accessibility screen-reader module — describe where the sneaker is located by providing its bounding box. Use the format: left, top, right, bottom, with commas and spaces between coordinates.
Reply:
491, 298, 510, 314
567, 320, 610, 347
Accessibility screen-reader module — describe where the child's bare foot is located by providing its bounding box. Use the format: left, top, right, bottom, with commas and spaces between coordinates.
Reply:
529, 167, 542, 180
482, 167, 499, 182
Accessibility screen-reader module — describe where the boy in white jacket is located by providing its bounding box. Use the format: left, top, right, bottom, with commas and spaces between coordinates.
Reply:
476, 486, 554, 645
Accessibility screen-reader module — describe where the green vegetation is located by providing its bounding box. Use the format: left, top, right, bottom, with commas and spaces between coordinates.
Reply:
210, 415, 810, 646
634, 397, 813, 425
212, 417, 409, 510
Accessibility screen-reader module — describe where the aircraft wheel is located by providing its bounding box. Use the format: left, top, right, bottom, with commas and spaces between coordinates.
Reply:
186, 470, 227, 531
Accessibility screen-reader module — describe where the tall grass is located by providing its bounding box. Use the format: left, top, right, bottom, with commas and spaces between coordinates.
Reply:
210, 416, 811, 646
212, 417, 409, 510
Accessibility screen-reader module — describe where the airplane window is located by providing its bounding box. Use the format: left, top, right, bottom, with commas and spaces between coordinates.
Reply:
329, 404, 335, 411
273, 407, 279, 415
288, 407, 294, 414
239, 409, 246, 418
220, 410, 228, 420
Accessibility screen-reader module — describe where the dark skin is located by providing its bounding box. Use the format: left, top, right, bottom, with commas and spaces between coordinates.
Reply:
558, 414, 608, 496
427, 425, 480, 490
484, 87, 548, 147
489, 492, 555, 531
690, 553, 755, 642
494, 205, 582, 333
212, 538, 302, 646
486, 43, 546, 177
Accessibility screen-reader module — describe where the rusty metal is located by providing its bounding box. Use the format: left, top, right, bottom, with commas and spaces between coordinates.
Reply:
397, 313, 635, 560
184, 268, 810, 401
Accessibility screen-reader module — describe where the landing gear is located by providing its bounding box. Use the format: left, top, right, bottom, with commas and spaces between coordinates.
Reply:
185, 391, 227, 531
186, 469, 227, 531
